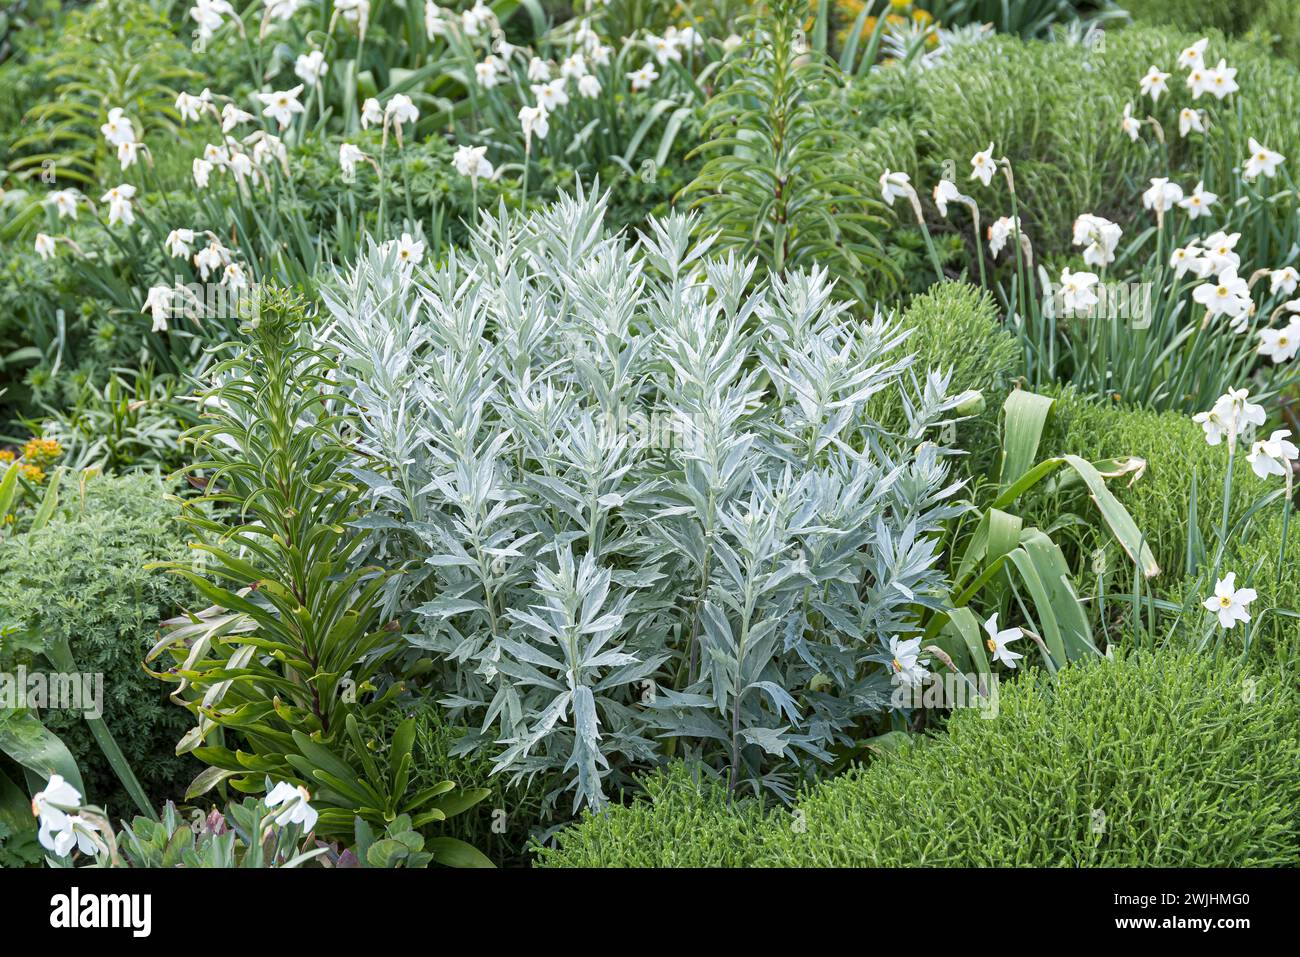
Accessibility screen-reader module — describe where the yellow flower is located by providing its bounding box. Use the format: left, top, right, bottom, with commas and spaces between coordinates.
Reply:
889, 0, 911, 9
22, 437, 62, 465
0, 449, 14, 464
20, 464, 46, 483
912, 7, 934, 27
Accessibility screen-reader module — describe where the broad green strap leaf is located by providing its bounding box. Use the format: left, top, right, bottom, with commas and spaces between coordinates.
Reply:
0, 710, 84, 796
999, 389, 1055, 492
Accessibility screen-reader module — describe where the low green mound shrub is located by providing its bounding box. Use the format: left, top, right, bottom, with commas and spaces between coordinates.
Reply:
539, 649, 1300, 867
0, 472, 197, 815
877, 281, 1023, 471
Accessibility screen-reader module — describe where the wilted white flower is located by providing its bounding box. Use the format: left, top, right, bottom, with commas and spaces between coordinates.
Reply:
528, 57, 552, 82
142, 284, 174, 332
193, 157, 214, 189
1203, 573, 1256, 629
220, 102, 254, 133
194, 240, 229, 280
265, 0, 304, 21
175, 90, 209, 123
361, 97, 384, 129
385, 94, 419, 129
34, 232, 56, 261
519, 104, 549, 145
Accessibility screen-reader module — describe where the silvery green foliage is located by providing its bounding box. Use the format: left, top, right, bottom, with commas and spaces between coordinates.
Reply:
322, 190, 972, 813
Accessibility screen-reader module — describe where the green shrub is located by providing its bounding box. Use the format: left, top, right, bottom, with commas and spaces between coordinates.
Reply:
877, 281, 1023, 471
540, 649, 1300, 867
535, 762, 769, 868
0, 472, 197, 816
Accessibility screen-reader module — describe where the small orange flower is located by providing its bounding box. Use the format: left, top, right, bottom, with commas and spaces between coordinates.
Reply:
20, 464, 46, 483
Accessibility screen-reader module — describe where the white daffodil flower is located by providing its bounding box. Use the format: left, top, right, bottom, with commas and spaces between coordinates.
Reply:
518, 104, 549, 145
461, 0, 494, 37
424, 0, 449, 38
650, 34, 682, 66
193, 241, 229, 280
1177, 38, 1208, 70
100, 107, 135, 147
1177, 181, 1217, 220
578, 74, 601, 99
1202, 230, 1241, 275
264, 781, 320, 831
100, 183, 136, 226
452, 144, 493, 181
360, 97, 384, 129
969, 142, 995, 187
339, 142, 366, 177
335, 0, 370, 30
1072, 213, 1122, 268
294, 50, 329, 86
175, 90, 208, 123
1142, 176, 1183, 213
528, 57, 552, 82
221, 262, 248, 291
561, 54, 587, 80
32, 774, 101, 858
266, 0, 304, 21
1193, 267, 1251, 320
165, 227, 195, 259
34, 232, 56, 261
1247, 429, 1299, 479
1121, 102, 1141, 143
257, 85, 305, 130
987, 215, 1019, 257
193, 157, 214, 189
142, 284, 174, 332
879, 169, 912, 206
1203, 573, 1256, 629
627, 64, 659, 91
475, 56, 504, 89
1139, 65, 1170, 102
1205, 59, 1238, 100
1178, 107, 1205, 138
189, 0, 234, 43
1186, 64, 1210, 99
1059, 267, 1100, 316
48, 189, 78, 220
932, 179, 961, 217
1258, 319, 1300, 364
1244, 137, 1285, 181
531, 79, 569, 112
1170, 244, 1210, 279
1193, 388, 1266, 446
220, 102, 254, 133
983, 613, 1024, 669
1270, 267, 1299, 297
385, 94, 419, 129
116, 140, 142, 170
886, 636, 930, 688
385, 232, 425, 267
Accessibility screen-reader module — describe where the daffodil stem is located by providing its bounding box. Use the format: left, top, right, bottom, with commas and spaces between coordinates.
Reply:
1278, 470, 1292, 587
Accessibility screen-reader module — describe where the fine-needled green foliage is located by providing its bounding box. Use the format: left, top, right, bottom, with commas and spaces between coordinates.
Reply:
541, 648, 1300, 867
